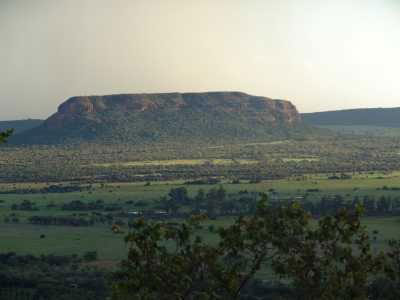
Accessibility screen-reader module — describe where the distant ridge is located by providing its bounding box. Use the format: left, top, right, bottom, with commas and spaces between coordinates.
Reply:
11, 92, 314, 145
0, 119, 43, 134
302, 107, 400, 127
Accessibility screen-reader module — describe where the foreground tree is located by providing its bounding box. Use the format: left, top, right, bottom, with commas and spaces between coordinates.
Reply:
369, 239, 400, 300
272, 206, 385, 299
112, 196, 297, 299
112, 196, 398, 300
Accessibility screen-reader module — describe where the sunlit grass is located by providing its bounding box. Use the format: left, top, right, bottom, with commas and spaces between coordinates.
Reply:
92, 158, 259, 167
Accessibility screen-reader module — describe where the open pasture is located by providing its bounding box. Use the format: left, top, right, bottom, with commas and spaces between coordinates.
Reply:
1, 172, 400, 262
0, 215, 398, 261
0, 223, 127, 260
2, 170, 400, 218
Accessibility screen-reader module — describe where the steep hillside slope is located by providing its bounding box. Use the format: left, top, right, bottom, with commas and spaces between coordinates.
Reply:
12, 92, 311, 145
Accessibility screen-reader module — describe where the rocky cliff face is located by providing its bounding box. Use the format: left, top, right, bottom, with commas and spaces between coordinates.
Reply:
14, 92, 305, 145
44, 92, 301, 129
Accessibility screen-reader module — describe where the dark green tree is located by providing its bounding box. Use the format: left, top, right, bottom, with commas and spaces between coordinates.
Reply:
205, 188, 218, 217
193, 189, 205, 213
112, 196, 302, 299
0, 129, 13, 144
168, 187, 189, 206
113, 197, 397, 300
272, 205, 385, 299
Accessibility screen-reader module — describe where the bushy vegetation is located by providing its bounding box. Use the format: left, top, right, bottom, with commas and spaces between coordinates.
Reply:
3, 134, 400, 183
0, 184, 90, 195
112, 197, 400, 299
0, 252, 109, 300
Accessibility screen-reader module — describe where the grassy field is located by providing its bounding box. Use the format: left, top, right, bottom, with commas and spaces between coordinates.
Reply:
1, 171, 400, 209
0, 215, 398, 261
92, 157, 322, 167
2, 171, 400, 218
1, 172, 400, 262
281, 157, 320, 162
0, 223, 127, 260
92, 158, 259, 167
0, 171, 400, 214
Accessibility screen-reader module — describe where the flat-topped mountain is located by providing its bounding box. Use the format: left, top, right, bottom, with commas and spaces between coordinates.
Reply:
11, 92, 310, 145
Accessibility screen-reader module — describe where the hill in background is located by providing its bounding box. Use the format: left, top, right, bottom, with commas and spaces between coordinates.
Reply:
302, 107, 400, 127
0, 119, 43, 134
10, 92, 315, 145
302, 108, 400, 136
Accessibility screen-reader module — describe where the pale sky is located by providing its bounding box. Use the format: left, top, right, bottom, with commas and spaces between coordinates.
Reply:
1, 0, 399, 120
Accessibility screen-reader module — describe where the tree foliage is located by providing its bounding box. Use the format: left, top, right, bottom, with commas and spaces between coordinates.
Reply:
112, 197, 400, 299
272, 206, 385, 299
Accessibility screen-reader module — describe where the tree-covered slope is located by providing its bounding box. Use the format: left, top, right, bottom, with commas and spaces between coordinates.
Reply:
11, 92, 313, 145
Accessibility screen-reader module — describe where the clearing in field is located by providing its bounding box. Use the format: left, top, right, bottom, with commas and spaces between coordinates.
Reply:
93, 158, 259, 167
281, 157, 319, 162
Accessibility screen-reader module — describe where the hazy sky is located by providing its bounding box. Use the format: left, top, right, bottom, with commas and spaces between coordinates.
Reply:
1, 0, 399, 120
